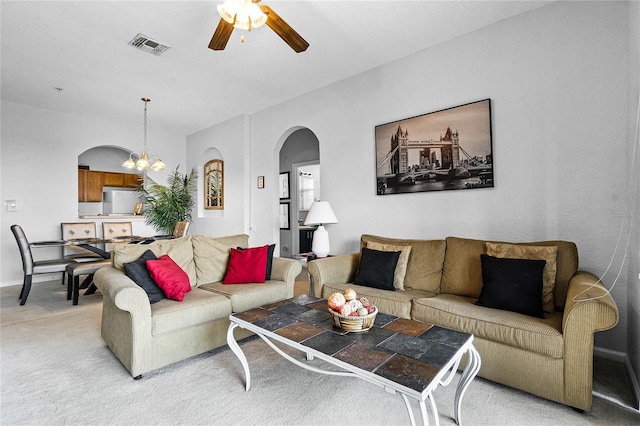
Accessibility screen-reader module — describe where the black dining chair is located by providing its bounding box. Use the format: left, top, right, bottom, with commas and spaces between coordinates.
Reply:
10, 224, 77, 305
66, 259, 111, 305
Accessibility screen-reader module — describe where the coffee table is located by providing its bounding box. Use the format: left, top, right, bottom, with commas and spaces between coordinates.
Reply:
227, 295, 481, 426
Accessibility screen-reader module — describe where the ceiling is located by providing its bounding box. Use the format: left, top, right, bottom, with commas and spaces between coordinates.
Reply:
1, 1, 551, 136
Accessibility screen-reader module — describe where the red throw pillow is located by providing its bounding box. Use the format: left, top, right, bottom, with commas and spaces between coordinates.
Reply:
223, 245, 269, 284
146, 255, 191, 301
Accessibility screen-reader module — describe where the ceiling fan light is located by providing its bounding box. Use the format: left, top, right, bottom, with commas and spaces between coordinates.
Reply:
246, 3, 267, 28
217, 1, 238, 24
219, 0, 267, 31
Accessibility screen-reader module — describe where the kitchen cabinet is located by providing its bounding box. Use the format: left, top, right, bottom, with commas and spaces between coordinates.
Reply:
123, 173, 142, 188
78, 170, 103, 202
78, 170, 142, 202
102, 171, 124, 187
104, 171, 142, 188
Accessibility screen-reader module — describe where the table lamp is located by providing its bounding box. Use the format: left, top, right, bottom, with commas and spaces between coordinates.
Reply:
303, 201, 338, 258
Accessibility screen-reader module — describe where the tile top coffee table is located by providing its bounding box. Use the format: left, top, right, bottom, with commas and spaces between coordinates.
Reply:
227, 295, 481, 426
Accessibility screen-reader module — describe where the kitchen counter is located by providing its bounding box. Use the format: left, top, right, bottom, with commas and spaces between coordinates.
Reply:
79, 215, 143, 219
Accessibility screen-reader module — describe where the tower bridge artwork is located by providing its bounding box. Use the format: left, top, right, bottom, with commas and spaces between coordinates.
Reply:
375, 99, 493, 195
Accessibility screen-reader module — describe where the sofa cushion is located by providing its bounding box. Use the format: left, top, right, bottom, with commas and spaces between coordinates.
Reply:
123, 249, 164, 304
236, 244, 276, 280
365, 241, 411, 290
199, 280, 289, 313
223, 246, 268, 284
320, 282, 435, 319
412, 294, 563, 358
112, 236, 196, 286
441, 237, 485, 298
147, 255, 192, 302
442, 237, 578, 310
150, 288, 232, 336
485, 242, 558, 313
354, 247, 400, 291
477, 254, 545, 318
360, 235, 445, 293
192, 234, 249, 285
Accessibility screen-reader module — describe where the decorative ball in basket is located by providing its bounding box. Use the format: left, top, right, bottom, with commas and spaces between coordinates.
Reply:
328, 289, 377, 333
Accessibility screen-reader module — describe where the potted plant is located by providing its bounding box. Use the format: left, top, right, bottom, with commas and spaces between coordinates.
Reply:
137, 166, 198, 235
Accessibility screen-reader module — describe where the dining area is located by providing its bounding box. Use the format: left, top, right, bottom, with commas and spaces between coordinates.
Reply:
10, 220, 189, 306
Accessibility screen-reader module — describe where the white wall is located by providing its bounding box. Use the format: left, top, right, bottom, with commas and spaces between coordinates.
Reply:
186, 114, 250, 238
237, 1, 630, 352
1, 101, 185, 286
626, 0, 640, 399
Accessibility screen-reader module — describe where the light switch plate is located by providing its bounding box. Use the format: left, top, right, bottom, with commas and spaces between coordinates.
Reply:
5, 200, 17, 212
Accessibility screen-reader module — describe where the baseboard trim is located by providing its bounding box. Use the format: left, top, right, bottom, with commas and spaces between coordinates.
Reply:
594, 346, 626, 362
594, 346, 640, 410
625, 355, 640, 410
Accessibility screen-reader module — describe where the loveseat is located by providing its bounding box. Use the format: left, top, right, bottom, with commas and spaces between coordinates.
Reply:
94, 234, 302, 379
307, 234, 619, 411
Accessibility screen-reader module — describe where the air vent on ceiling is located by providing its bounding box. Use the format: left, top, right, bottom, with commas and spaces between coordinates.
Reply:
128, 33, 170, 56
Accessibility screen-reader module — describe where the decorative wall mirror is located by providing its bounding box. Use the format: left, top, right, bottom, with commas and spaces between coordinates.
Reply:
204, 159, 224, 210
297, 164, 320, 211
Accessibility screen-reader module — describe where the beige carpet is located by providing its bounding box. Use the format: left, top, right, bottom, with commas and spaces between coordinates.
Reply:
1, 279, 639, 425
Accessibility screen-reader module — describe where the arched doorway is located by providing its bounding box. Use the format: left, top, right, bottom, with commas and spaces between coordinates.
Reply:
278, 128, 320, 257
77, 145, 140, 216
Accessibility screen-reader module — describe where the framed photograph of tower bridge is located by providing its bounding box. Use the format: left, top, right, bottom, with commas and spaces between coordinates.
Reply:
375, 99, 493, 195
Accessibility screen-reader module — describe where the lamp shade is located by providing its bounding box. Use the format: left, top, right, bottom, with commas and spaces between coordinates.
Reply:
304, 201, 338, 225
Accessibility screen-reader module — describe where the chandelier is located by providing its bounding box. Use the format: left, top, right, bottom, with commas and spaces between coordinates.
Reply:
123, 98, 166, 171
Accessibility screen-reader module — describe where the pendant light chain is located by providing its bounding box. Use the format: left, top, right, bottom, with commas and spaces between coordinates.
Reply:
122, 97, 165, 171
143, 97, 150, 153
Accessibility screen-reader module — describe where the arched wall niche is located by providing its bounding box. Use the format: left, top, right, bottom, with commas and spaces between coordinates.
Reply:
199, 147, 224, 218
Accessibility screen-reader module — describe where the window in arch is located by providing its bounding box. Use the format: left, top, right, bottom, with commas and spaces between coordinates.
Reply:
204, 159, 224, 210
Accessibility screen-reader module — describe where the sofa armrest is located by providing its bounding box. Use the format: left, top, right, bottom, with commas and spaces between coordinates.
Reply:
271, 257, 303, 299
307, 253, 360, 298
94, 266, 154, 377
94, 266, 152, 317
561, 270, 619, 410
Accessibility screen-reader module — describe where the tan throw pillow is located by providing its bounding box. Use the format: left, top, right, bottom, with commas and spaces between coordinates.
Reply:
365, 241, 411, 291
112, 236, 197, 286
485, 242, 558, 313
191, 234, 249, 285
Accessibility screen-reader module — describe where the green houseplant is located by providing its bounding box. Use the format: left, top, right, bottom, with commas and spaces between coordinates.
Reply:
137, 166, 198, 235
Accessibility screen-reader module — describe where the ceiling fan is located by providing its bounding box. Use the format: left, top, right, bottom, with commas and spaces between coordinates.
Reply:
208, 0, 309, 53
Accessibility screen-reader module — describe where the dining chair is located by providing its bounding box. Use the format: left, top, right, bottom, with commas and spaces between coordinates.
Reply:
61, 222, 102, 261
173, 221, 190, 237
10, 224, 77, 305
151, 221, 190, 240
102, 222, 133, 239
66, 259, 111, 305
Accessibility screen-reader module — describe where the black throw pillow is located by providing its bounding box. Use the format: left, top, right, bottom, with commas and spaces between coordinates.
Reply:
354, 247, 401, 291
237, 244, 276, 280
123, 249, 165, 304
476, 254, 546, 318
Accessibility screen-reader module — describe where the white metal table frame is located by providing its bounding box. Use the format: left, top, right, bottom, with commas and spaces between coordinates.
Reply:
227, 315, 481, 426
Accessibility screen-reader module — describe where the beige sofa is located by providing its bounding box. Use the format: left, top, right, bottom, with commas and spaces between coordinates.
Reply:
307, 234, 619, 411
94, 234, 302, 379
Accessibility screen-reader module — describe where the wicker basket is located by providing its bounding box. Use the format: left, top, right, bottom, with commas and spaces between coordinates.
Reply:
329, 306, 378, 332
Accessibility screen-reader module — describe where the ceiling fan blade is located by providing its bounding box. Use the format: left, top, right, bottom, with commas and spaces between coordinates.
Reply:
260, 5, 309, 53
208, 18, 234, 50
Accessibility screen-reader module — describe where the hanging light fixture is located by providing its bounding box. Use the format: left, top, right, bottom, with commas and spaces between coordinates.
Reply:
217, 0, 267, 31
123, 98, 166, 171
